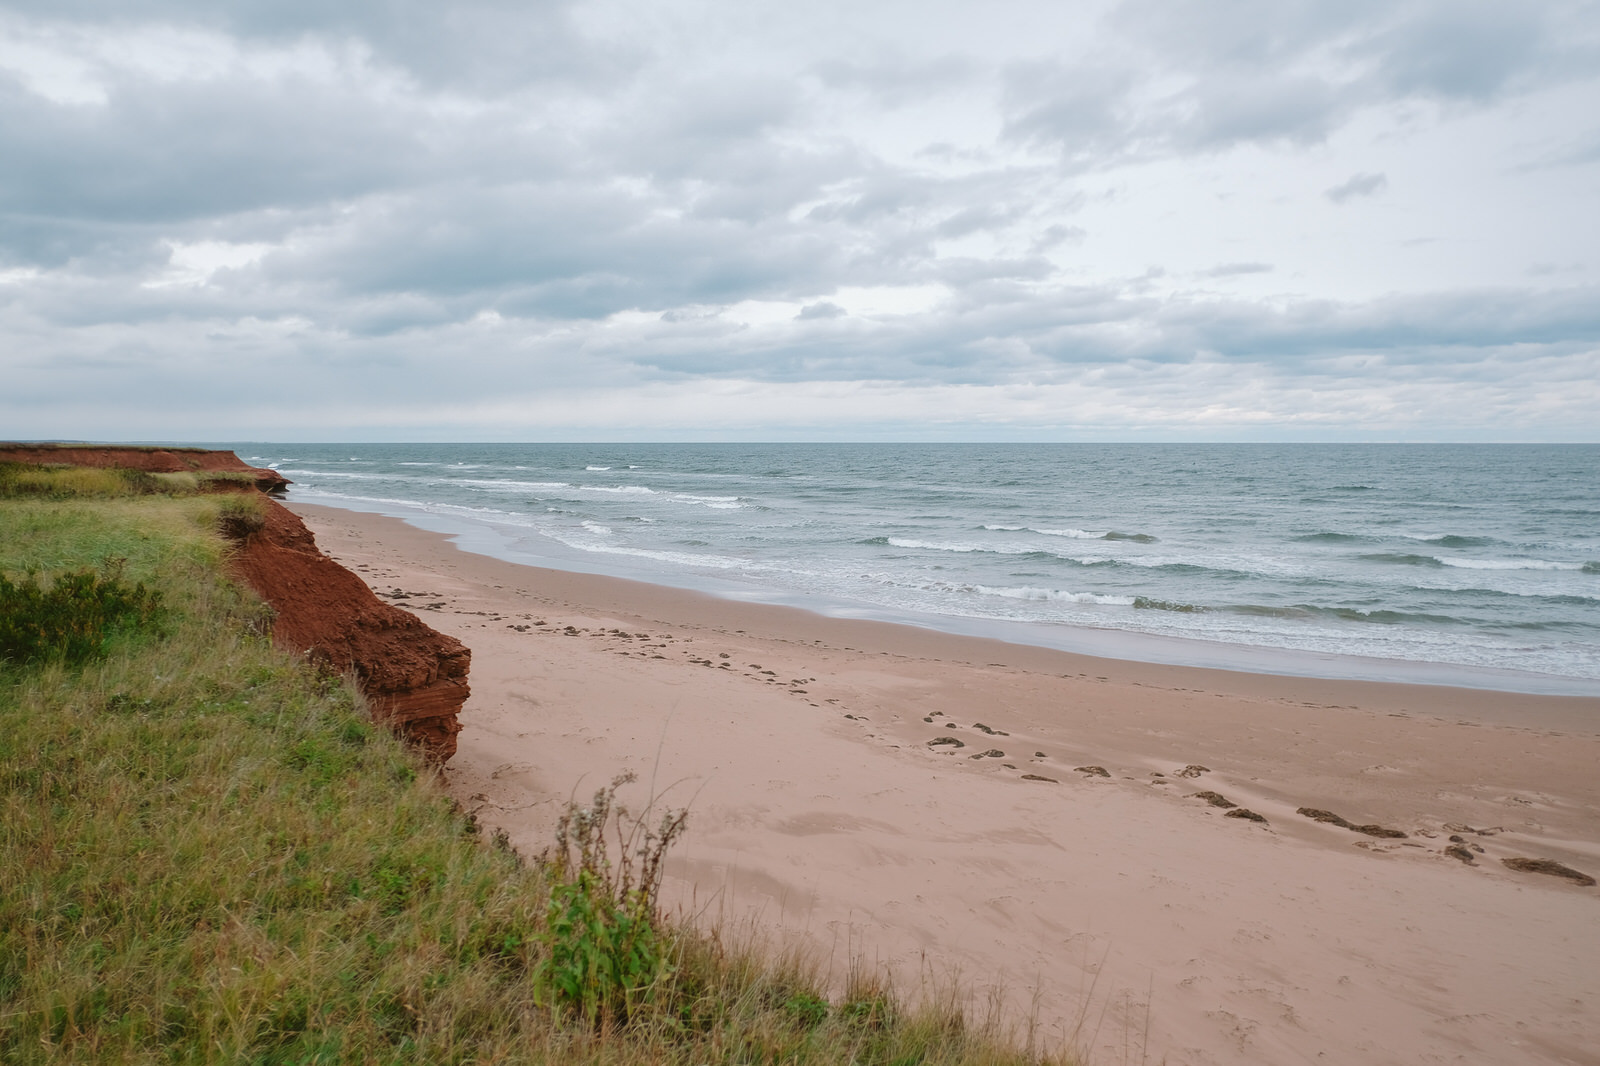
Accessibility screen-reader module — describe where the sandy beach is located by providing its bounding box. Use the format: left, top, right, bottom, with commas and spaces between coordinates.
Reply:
291, 501, 1600, 1066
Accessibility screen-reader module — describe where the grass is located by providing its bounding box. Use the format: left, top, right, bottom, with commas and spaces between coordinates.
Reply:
0, 468, 1070, 1066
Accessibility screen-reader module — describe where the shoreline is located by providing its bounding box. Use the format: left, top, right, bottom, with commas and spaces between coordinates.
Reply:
290, 499, 1600, 1065
287, 489, 1599, 699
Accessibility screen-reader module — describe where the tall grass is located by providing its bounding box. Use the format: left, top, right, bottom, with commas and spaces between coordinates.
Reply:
0, 473, 1070, 1065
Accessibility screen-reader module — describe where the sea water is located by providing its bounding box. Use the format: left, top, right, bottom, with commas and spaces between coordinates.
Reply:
229, 443, 1600, 695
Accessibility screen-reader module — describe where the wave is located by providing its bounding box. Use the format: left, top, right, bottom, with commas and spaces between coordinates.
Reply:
674, 493, 744, 509
1133, 597, 1206, 613
457, 478, 571, 491
277, 468, 388, 480
979, 525, 1160, 543
872, 536, 1038, 556
586, 465, 611, 471
581, 521, 612, 536
1225, 603, 1464, 626
1360, 552, 1445, 568
1293, 532, 1370, 544
580, 485, 657, 495
972, 585, 1136, 606
1585, 562, 1600, 574
1411, 534, 1495, 548
1438, 557, 1583, 571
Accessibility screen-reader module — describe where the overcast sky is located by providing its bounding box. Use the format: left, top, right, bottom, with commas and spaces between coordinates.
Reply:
3, 0, 1599, 441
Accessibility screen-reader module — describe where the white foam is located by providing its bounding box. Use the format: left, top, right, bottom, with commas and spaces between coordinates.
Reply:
1035, 527, 1106, 540
457, 477, 571, 491
887, 537, 1033, 555
582, 521, 613, 536
582, 485, 657, 495
1438, 557, 1579, 571
675, 494, 744, 509
586, 465, 611, 471
973, 584, 1136, 606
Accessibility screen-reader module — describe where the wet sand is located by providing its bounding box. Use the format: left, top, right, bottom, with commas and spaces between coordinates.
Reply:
291, 500, 1600, 1066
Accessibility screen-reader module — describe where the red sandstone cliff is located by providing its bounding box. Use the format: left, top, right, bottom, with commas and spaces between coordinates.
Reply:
3, 444, 467, 763
0, 443, 290, 494
229, 498, 469, 763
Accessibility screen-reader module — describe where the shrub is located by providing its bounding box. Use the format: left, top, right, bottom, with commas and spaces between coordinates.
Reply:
0, 564, 163, 667
533, 772, 689, 1029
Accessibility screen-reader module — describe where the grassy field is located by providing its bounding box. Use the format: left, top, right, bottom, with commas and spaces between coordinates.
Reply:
0, 468, 1068, 1065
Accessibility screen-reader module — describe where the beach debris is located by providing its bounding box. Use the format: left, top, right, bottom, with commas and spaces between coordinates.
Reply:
1034, 751, 1047, 757
927, 736, 965, 749
1020, 774, 1058, 783
1297, 807, 1407, 839
970, 749, 1005, 758
946, 722, 959, 728
923, 716, 934, 722
1226, 808, 1268, 823
973, 723, 1009, 736
1074, 765, 1110, 777
1500, 858, 1596, 887
1174, 764, 1211, 778
1445, 845, 1477, 864
1191, 791, 1237, 809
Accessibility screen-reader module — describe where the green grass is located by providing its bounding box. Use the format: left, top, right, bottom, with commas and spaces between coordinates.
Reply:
0, 470, 1070, 1065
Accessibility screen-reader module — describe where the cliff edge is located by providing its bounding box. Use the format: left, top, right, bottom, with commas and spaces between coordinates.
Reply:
0, 443, 291, 494
2, 444, 468, 763
230, 498, 469, 763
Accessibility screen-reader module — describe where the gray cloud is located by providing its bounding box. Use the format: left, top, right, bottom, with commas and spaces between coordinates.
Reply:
2, 0, 1598, 440
1325, 172, 1388, 203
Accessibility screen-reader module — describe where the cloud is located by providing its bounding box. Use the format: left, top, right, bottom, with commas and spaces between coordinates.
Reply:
1324, 172, 1388, 204
1, 0, 1598, 441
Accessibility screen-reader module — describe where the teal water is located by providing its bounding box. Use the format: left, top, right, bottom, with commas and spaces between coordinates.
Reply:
230, 443, 1600, 694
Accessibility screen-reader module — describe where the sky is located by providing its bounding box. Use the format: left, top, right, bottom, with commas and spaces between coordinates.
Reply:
2, 0, 1599, 442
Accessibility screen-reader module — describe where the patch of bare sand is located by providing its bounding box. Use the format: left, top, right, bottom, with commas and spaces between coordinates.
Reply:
292, 501, 1600, 1066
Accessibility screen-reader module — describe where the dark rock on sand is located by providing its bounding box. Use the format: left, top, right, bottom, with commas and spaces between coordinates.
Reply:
1501, 858, 1596, 887
1192, 791, 1237, 809
1074, 765, 1110, 778
928, 736, 965, 749
1297, 807, 1407, 839
1226, 808, 1267, 823
1021, 774, 1058, 783
1174, 765, 1211, 778
1445, 845, 1477, 864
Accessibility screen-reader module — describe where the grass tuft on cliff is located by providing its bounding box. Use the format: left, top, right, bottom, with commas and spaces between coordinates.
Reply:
0, 470, 1069, 1066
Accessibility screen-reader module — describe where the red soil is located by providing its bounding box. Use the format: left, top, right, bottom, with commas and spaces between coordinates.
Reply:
3, 444, 468, 762
229, 498, 470, 763
0, 443, 290, 494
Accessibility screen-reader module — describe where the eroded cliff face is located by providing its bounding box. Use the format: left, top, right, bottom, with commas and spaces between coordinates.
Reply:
3, 444, 467, 763
229, 499, 470, 763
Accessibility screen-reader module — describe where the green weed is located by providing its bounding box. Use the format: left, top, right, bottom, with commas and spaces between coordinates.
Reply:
535, 773, 688, 1029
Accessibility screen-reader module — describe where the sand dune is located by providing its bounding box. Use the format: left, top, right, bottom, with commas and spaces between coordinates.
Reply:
292, 501, 1600, 1066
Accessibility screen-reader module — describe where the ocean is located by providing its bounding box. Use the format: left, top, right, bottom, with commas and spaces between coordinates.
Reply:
231, 443, 1600, 696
